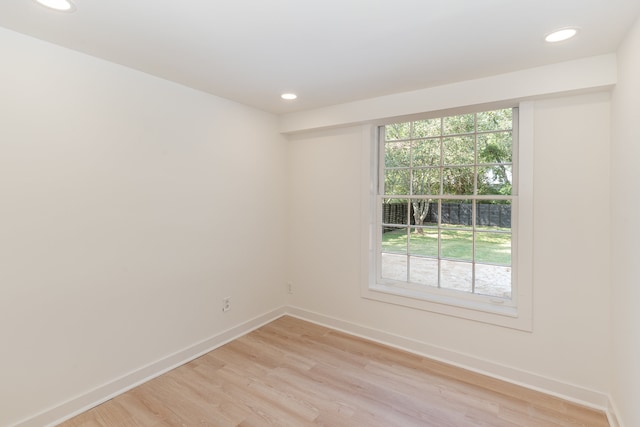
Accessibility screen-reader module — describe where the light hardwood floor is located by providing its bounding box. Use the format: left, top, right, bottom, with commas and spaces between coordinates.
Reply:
59, 316, 609, 426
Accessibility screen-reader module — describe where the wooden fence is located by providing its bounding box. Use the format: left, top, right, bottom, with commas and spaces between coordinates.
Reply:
382, 202, 511, 228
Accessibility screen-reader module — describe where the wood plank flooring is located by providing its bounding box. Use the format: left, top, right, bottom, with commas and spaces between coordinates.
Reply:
59, 316, 609, 426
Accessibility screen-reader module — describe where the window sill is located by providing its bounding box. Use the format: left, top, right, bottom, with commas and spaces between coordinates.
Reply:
362, 283, 532, 331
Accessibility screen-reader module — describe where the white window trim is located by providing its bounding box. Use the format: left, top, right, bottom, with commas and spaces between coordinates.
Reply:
360, 102, 533, 331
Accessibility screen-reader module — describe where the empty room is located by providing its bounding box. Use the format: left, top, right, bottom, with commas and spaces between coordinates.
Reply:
1, 0, 640, 426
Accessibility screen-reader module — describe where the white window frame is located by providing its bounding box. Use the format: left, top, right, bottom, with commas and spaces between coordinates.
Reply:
360, 102, 533, 331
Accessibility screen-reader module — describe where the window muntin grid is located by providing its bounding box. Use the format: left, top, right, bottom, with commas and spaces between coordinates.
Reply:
378, 109, 515, 300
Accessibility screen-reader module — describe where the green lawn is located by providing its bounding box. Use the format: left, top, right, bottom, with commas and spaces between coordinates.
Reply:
382, 226, 511, 265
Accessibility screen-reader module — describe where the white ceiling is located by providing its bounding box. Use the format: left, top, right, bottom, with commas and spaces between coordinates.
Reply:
1, 0, 639, 114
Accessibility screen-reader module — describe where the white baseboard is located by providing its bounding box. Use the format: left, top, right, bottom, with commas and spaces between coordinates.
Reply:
12, 305, 615, 427
285, 306, 611, 413
607, 396, 623, 427
12, 307, 287, 427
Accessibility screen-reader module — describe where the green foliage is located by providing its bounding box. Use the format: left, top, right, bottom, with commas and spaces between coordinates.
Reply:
443, 167, 474, 195
478, 131, 512, 164
385, 170, 410, 195
413, 119, 441, 138
443, 136, 474, 165
443, 114, 474, 135
412, 169, 439, 195
412, 138, 440, 166
385, 141, 410, 167
477, 130, 512, 197
476, 109, 512, 132
385, 122, 411, 141
382, 109, 513, 198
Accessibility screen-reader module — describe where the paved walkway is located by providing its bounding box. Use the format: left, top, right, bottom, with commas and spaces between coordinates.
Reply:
381, 253, 511, 298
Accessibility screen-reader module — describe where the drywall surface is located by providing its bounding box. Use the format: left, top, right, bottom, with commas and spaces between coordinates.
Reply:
279, 54, 617, 134
610, 15, 640, 427
0, 27, 287, 426
287, 91, 611, 403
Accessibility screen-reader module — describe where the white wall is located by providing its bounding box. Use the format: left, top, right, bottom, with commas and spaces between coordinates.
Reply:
610, 15, 640, 427
1, 16, 633, 426
280, 55, 616, 134
287, 91, 611, 404
0, 27, 287, 426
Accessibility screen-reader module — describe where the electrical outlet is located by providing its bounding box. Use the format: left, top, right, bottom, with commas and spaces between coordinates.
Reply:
287, 282, 293, 294
222, 297, 231, 312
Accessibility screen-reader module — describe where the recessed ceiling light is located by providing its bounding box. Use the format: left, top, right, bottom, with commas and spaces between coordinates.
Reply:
545, 28, 578, 43
34, 0, 76, 12
281, 93, 297, 100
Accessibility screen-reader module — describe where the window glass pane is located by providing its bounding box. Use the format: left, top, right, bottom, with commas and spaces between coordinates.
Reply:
385, 141, 411, 167
443, 114, 474, 135
381, 227, 408, 254
385, 122, 411, 141
476, 231, 511, 265
384, 169, 410, 195
412, 138, 440, 167
382, 200, 409, 225
442, 167, 475, 195
443, 136, 475, 165
475, 264, 512, 298
413, 119, 441, 138
377, 107, 515, 306
381, 253, 407, 282
478, 131, 512, 164
441, 229, 473, 261
476, 200, 512, 230
408, 227, 438, 257
477, 165, 512, 196
440, 260, 472, 292
476, 109, 512, 132
410, 257, 439, 287
440, 200, 472, 226
411, 169, 440, 195
409, 198, 437, 229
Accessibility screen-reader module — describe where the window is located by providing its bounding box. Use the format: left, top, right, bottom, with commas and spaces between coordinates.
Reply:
362, 104, 533, 330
